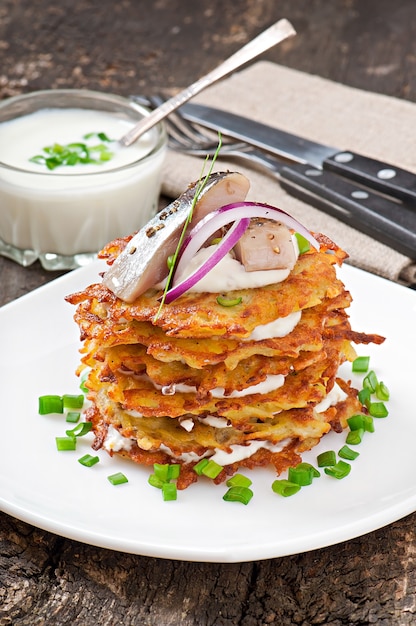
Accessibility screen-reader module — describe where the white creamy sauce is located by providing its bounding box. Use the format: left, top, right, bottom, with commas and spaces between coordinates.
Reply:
246, 310, 302, 341
154, 374, 285, 399
103, 425, 133, 452
210, 374, 285, 398
315, 383, 348, 413
173, 248, 291, 293
179, 418, 194, 432
0, 108, 153, 174
159, 444, 211, 464
0, 108, 165, 256
209, 438, 291, 466
198, 415, 230, 428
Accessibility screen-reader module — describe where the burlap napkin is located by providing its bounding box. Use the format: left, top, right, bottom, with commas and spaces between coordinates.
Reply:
161, 61, 416, 285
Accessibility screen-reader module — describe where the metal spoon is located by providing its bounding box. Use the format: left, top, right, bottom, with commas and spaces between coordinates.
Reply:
119, 18, 296, 147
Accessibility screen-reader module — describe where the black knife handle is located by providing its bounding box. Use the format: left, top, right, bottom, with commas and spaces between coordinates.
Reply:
323, 151, 416, 207
279, 163, 416, 260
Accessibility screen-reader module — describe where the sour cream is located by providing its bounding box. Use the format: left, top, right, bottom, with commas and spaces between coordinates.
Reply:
0, 91, 166, 268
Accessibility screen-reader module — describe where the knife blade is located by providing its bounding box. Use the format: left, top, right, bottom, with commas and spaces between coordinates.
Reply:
179, 103, 416, 207
224, 146, 416, 259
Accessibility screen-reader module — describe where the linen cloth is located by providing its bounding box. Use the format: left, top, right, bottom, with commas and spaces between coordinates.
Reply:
160, 61, 416, 284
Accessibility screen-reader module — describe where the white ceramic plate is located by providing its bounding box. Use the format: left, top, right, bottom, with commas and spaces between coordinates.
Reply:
1, 261, 415, 563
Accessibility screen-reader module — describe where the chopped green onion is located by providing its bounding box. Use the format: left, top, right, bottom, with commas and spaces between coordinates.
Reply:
375, 381, 390, 401
65, 422, 92, 438
347, 414, 365, 431
296, 462, 321, 478
39, 395, 63, 414
358, 387, 371, 408
363, 370, 378, 393
288, 463, 320, 486
162, 482, 177, 501
63, 394, 84, 409
79, 374, 89, 393
29, 133, 115, 170
193, 459, 209, 475
369, 402, 389, 418
346, 428, 365, 445
223, 486, 253, 505
226, 474, 252, 488
216, 295, 243, 307
153, 463, 180, 481
201, 460, 223, 479
148, 474, 165, 489
338, 445, 360, 460
66, 411, 81, 423
56, 436, 77, 451
78, 454, 99, 467
362, 414, 375, 433
272, 479, 301, 497
107, 472, 128, 486
324, 460, 351, 479
317, 450, 336, 467
295, 232, 311, 254
352, 356, 370, 373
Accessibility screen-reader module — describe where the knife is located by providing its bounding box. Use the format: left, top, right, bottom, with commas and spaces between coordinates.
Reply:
178, 103, 416, 207
131, 96, 416, 258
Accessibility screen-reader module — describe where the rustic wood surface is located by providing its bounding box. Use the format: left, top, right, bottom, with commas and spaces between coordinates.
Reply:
1, 1, 416, 624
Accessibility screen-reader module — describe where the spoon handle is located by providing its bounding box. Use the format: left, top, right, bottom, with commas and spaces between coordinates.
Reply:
120, 18, 296, 147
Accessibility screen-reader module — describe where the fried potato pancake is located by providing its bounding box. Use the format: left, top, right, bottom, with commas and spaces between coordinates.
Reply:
66, 225, 385, 488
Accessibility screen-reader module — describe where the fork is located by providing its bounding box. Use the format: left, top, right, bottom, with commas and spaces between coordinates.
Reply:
132, 94, 283, 177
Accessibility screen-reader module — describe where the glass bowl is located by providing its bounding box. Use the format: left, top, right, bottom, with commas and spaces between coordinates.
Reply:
0, 89, 167, 270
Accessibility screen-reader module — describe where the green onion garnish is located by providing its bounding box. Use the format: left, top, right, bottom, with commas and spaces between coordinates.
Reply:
223, 486, 253, 505
324, 460, 351, 479
162, 482, 178, 501
346, 428, 365, 445
216, 295, 243, 307
369, 402, 389, 418
107, 472, 128, 486
79, 374, 89, 393
375, 381, 390, 401
154, 134, 222, 321
148, 474, 165, 489
66, 411, 81, 423
288, 463, 320, 486
272, 479, 301, 497
78, 454, 100, 467
358, 387, 371, 408
362, 415, 375, 433
201, 460, 223, 479
352, 356, 370, 373
317, 450, 336, 467
153, 463, 180, 481
363, 370, 378, 393
55, 436, 77, 451
193, 459, 209, 475
39, 395, 64, 414
294, 232, 311, 254
338, 445, 360, 460
226, 474, 252, 488
65, 421, 92, 438
63, 394, 84, 409
347, 414, 365, 431
29, 132, 115, 170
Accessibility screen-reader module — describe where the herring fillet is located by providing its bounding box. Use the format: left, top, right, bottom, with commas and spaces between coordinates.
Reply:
102, 171, 250, 302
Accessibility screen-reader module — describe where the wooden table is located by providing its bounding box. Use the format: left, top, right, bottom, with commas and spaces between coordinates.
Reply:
2, 1, 416, 623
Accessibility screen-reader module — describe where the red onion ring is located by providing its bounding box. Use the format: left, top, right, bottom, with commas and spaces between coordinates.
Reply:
175, 201, 319, 278
162, 218, 250, 304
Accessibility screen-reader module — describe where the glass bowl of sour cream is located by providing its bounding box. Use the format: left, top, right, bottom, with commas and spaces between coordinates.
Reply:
0, 89, 167, 269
